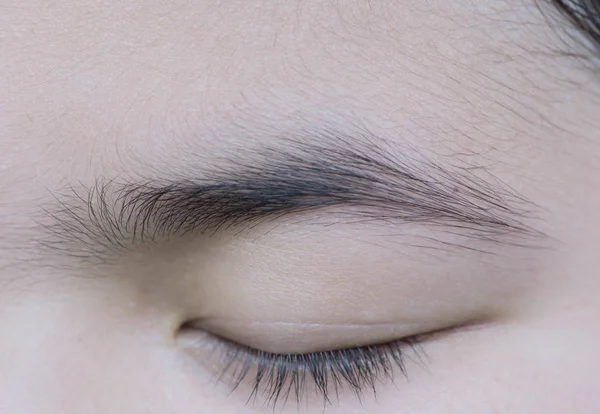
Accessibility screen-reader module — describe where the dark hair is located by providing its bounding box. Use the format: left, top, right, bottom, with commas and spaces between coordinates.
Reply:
553, 0, 600, 49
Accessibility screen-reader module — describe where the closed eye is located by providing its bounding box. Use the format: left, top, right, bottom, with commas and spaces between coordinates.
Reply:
181, 328, 428, 410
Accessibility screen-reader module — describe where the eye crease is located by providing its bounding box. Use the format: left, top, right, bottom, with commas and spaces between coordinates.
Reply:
3, 0, 600, 413
38, 134, 542, 411
178, 316, 475, 409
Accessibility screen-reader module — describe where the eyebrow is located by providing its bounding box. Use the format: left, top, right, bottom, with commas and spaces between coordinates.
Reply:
40, 130, 541, 261
552, 0, 600, 53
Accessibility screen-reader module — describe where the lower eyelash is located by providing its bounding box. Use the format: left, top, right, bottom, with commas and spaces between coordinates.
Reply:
214, 337, 425, 410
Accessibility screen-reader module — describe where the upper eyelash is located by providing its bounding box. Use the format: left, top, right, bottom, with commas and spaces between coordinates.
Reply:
213, 336, 424, 410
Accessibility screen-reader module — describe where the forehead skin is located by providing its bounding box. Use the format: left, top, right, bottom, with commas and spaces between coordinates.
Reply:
1, 1, 600, 413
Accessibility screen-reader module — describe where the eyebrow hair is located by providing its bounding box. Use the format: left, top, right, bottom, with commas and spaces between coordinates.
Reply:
552, 0, 600, 50
40, 130, 541, 261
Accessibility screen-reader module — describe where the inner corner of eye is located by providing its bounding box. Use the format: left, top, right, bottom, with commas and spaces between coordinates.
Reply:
175, 320, 213, 345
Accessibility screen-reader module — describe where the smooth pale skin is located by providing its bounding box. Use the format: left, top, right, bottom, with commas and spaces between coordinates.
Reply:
1, 1, 600, 413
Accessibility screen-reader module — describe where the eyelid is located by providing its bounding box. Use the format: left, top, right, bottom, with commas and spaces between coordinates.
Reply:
184, 318, 436, 354
179, 327, 429, 410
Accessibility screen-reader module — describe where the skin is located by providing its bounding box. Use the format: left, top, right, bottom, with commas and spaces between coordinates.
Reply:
1, 1, 600, 413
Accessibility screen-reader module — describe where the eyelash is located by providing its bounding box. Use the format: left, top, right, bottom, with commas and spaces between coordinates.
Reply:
212, 335, 425, 410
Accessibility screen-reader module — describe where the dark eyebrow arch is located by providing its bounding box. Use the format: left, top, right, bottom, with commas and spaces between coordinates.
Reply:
41, 132, 541, 260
